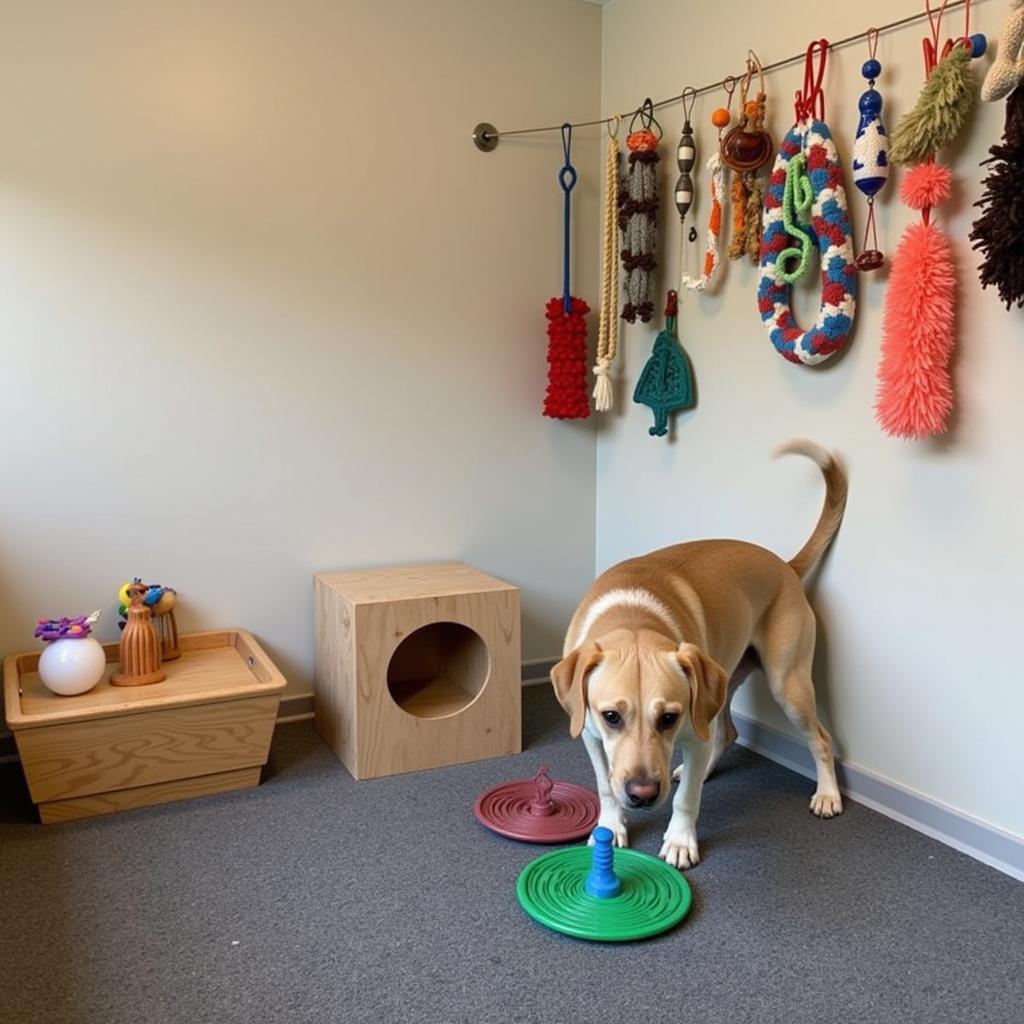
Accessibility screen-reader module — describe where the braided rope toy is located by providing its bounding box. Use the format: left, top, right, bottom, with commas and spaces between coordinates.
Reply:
593, 117, 622, 411
619, 99, 661, 324
543, 124, 590, 420
757, 40, 857, 366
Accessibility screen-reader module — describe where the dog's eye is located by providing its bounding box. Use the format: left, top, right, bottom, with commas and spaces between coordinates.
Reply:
601, 710, 623, 728
658, 712, 680, 731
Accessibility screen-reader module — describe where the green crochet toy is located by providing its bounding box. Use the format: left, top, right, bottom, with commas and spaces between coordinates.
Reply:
633, 290, 695, 437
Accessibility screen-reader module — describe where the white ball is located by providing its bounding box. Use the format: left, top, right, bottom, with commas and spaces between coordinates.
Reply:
38, 637, 107, 696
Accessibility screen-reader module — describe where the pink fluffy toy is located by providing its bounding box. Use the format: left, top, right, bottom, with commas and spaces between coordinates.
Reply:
876, 2, 982, 440
875, 165, 956, 438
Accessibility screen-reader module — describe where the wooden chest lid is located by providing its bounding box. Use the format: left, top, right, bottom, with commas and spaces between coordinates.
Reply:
3, 629, 285, 731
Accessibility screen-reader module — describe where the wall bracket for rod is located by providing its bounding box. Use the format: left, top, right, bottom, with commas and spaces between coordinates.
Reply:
473, 122, 498, 151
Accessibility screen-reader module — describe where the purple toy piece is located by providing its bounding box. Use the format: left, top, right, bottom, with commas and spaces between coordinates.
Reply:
34, 615, 93, 642
474, 764, 600, 843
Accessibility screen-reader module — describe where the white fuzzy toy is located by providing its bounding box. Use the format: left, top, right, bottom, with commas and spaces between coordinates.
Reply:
982, 0, 1024, 102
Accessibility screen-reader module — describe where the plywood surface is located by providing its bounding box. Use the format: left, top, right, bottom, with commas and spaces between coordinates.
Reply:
37, 766, 261, 823
16, 695, 278, 803
5, 630, 285, 730
315, 562, 517, 604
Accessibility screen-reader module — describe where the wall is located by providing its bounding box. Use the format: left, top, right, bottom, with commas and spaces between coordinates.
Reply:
599, 0, 1024, 838
0, 0, 602, 696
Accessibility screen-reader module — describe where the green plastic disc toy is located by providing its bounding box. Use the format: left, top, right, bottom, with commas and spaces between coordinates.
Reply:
516, 826, 692, 942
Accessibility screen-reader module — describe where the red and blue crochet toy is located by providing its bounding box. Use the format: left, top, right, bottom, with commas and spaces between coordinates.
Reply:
757, 40, 857, 366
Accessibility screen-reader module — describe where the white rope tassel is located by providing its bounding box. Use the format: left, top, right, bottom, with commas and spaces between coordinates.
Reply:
592, 361, 613, 411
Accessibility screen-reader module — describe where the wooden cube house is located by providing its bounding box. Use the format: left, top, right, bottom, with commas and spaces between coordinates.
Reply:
313, 563, 521, 779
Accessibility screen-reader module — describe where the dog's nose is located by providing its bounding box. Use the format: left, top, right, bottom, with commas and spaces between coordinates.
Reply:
624, 778, 660, 808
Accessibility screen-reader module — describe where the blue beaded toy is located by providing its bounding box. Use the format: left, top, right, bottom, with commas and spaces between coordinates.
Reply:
851, 28, 889, 271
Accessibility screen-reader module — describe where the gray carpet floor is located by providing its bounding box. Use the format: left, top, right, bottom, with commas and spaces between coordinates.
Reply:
2, 685, 1022, 1024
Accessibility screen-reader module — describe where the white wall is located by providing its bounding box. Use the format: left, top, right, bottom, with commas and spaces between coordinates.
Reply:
599, 0, 1024, 837
0, 0, 602, 695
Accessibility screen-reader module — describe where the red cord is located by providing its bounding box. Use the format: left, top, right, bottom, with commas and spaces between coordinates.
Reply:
794, 39, 828, 121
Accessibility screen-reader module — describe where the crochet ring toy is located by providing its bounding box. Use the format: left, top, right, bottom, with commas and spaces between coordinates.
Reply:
758, 40, 857, 366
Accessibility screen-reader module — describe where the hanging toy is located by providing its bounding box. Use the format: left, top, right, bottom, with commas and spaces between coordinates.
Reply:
981, 0, 1024, 102
633, 290, 695, 438
619, 99, 662, 323
757, 40, 857, 366
594, 118, 622, 411
876, 1, 982, 439
724, 53, 773, 263
680, 82, 729, 293
888, 2, 980, 168
852, 29, 890, 271
673, 88, 697, 240
970, 85, 1024, 309
543, 123, 590, 420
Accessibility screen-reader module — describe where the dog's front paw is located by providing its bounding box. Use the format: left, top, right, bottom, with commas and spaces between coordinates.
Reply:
590, 811, 628, 848
810, 790, 843, 818
659, 829, 700, 870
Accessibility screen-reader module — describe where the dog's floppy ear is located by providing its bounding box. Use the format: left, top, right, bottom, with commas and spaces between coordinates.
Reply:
676, 643, 728, 742
551, 642, 603, 738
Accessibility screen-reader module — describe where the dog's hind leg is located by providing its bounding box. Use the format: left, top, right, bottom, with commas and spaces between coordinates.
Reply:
758, 596, 843, 818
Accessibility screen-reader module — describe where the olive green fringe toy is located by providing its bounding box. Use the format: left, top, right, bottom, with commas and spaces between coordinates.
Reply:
889, 44, 976, 166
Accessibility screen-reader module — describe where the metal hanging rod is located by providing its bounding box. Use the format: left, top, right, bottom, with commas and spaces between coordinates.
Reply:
472, 0, 977, 151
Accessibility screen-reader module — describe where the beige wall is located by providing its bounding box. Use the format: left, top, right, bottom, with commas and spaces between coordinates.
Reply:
0, 0, 602, 695
598, 0, 1024, 836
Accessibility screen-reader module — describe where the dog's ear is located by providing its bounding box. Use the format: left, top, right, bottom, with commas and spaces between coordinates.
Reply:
676, 643, 728, 742
551, 642, 603, 738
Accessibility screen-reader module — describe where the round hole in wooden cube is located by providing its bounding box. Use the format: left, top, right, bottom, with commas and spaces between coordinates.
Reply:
386, 622, 490, 719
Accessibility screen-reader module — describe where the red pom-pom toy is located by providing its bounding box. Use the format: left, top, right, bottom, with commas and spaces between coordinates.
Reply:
543, 124, 590, 420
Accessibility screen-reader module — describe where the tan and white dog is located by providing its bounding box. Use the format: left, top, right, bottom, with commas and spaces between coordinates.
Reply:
551, 441, 846, 870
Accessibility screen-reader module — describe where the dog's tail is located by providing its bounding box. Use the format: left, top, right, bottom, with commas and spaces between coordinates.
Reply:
776, 440, 848, 581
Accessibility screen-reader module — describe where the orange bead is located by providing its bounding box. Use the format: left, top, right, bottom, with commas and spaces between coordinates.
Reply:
711, 108, 731, 128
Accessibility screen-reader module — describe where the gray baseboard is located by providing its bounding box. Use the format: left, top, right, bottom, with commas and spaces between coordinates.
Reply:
522, 657, 557, 685
733, 711, 1024, 883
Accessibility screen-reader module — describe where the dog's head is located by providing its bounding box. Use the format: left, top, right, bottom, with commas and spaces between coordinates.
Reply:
551, 629, 728, 810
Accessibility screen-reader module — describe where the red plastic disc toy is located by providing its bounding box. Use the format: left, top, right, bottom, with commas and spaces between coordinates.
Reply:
474, 764, 600, 844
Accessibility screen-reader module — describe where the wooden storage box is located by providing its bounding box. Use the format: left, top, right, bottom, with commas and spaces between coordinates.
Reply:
314, 562, 521, 780
3, 630, 285, 823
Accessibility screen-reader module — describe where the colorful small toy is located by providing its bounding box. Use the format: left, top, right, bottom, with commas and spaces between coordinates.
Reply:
111, 583, 165, 687
516, 826, 693, 942
474, 764, 599, 843
543, 124, 591, 420
633, 290, 695, 438
757, 39, 857, 366
34, 611, 106, 697
118, 578, 180, 661
593, 117, 622, 412
852, 29, 889, 271
619, 99, 661, 323
724, 53, 772, 263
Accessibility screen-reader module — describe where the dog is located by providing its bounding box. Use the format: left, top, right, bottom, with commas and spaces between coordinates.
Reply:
551, 440, 846, 870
